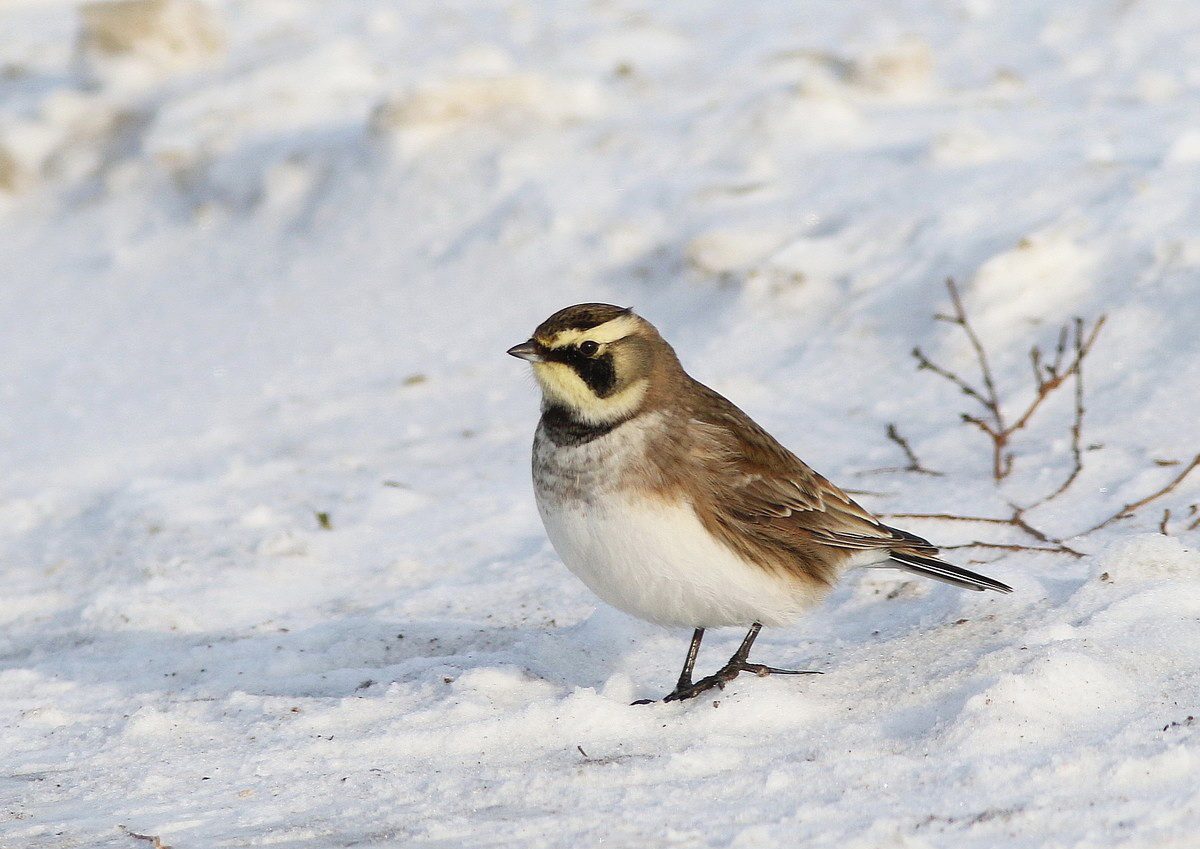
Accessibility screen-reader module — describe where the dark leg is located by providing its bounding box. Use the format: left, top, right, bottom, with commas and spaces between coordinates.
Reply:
675, 628, 705, 690
662, 622, 819, 703
631, 628, 705, 705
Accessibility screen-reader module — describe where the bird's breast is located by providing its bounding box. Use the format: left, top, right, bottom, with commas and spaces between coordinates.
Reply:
531, 413, 821, 628
532, 411, 662, 504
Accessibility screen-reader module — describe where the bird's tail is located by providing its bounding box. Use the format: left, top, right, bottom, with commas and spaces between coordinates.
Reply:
888, 549, 1012, 593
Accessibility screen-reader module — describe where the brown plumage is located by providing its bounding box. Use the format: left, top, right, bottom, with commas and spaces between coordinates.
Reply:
509, 303, 1011, 702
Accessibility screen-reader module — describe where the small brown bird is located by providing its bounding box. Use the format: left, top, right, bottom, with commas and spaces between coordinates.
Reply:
508, 303, 1011, 703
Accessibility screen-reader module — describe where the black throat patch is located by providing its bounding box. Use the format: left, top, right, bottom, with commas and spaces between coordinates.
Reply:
540, 404, 626, 446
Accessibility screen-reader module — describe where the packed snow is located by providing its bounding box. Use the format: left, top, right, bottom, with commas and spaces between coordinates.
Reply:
2, 1, 1199, 847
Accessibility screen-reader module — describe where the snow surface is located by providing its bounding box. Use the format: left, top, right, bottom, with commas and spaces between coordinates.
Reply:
2, 1, 1200, 846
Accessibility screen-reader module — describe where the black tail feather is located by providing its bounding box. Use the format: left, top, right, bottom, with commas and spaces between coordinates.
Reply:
888, 550, 1013, 593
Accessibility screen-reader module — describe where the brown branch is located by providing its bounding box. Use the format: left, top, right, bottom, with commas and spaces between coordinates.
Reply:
120, 827, 172, 849
884, 423, 943, 476
944, 278, 1004, 425
913, 346, 991, 408
893, 279, 1199, 550
885, 512, 1018, 525
884, 509, 1083, 557
913, 277, 1106, 486
940, 541, 1084, 557
889, 451, 1200, 554
1024, 317, 1097, 508
1008, 316, 1105, 435
1082, 453, 1200, 533
1010, 507, 1054, 544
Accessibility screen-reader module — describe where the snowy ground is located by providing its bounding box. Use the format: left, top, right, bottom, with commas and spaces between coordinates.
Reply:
3, 1, 1200, 846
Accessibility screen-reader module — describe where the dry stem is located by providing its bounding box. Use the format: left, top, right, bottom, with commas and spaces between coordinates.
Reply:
1082, 453, 1200, 534
886, 278, 1196, 556
913, 278, 1105, 483
883, 423, 943, 476
889, 454, 1200, 555
120, 827, 172, 849
885, 510, 1085, 558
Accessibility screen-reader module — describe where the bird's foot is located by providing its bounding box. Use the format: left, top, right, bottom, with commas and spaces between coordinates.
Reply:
631, 662, 819, 704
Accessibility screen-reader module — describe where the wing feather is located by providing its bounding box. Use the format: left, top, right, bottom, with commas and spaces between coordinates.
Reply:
687, 382, 922, 548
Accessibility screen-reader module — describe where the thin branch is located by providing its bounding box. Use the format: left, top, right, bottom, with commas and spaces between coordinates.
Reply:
1082, 453, 1200, 534
885, 512, 1019, 525
120, 827, 172, 849
912, 277, 1106, 486
892, 278, 1198, 550
1024, 317, 1095, 508
943, 277, 1004, 430
939, 541, 1084, 557
1008, 316, 1105, 435
1010, 507, 1054, 544
884, 509, 1083, 557
912, 346, 990, 408
885, 423, 943, 476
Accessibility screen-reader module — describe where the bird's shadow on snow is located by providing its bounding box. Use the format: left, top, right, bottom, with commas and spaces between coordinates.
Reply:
5, 566, 1053, 708
4, 610, 585, 702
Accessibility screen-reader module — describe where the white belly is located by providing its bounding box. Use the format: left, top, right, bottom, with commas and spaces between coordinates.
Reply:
536, 492, 820, 628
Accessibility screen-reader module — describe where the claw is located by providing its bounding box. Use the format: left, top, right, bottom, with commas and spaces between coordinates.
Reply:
741, 663, 822, 677
638, 660, 820, 704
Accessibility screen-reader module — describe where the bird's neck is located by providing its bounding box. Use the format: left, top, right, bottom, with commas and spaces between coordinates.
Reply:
539, 403, 635, 446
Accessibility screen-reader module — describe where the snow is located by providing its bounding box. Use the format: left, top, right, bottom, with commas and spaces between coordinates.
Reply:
2, 1, 1199, 846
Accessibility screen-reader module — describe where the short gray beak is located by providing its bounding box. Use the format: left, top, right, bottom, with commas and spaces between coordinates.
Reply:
506, 339, 544, 362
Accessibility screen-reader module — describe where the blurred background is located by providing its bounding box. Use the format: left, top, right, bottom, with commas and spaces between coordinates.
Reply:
3, 2, 1200, 847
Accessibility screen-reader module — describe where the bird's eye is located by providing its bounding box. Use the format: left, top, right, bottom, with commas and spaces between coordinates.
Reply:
579, 341, 600, 357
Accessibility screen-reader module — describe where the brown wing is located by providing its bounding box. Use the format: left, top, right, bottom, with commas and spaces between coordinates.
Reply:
682, 381, 935, 585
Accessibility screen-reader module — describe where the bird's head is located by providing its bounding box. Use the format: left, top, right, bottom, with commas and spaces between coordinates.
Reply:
507, 303, 674, 425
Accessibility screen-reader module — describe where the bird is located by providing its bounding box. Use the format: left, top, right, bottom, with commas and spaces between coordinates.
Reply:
507, 303, 1011, 703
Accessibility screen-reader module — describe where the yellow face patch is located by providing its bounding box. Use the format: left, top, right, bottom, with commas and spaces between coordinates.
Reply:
532, 362, 647, 425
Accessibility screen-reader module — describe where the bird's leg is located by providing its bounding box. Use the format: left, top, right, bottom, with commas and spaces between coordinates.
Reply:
674, 628, 705, 691
724, 622, 814, 677
661, 623, 820, 703
730, 622, 761, 664
631, 628, 705, 705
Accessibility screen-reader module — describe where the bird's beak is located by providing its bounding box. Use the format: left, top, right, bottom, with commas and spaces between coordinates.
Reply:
506, 339, 545, 362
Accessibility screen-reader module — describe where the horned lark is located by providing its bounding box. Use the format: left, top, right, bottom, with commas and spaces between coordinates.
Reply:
508, 303, 1011, 703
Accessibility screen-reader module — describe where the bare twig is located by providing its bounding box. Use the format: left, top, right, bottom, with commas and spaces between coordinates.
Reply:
884, 510, 1084, 557
884, 423, 943, 476
912, 346, 990, 409
120, 827, 172, 849
1008, 316, 1105, 435
1083, 453, 1200, 534
939, 541, 1082, 556
912, 278, 1106, 484
944, 278, 1004, 420
886, 512, 1018, 525
1024, 318, 1098, 508
890, 278, 1198, 553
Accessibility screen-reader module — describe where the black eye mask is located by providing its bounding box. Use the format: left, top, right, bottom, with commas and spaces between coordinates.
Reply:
544, 345, 618, 397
